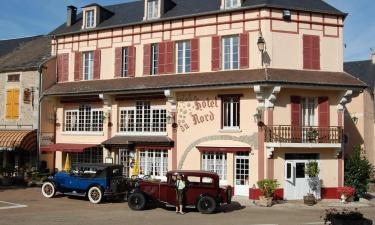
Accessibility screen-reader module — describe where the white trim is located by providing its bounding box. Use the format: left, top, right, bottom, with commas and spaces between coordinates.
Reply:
219, 128, 242, 133
61, 132, 104, 136
176, 41, 191, 73
222, 35, 239, 70
266, 142, 342, 148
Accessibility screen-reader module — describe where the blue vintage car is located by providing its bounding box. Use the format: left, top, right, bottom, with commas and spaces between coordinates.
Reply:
41, 164, 132, 204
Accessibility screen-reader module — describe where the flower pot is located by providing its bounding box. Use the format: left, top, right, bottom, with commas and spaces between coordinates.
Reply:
303, 194, 316, 206
258, 196, 273, 207
331, 218, 373, 225
340, 194, 348, 203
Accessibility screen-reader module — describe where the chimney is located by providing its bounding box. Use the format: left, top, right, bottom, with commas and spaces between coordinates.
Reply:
67, 5, 77, 27
372, 53, 375, 64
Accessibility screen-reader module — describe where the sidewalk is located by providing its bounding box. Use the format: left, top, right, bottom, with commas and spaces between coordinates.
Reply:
232, 193, 375, 209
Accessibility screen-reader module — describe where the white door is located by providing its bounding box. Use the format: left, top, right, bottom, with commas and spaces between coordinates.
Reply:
284, 160, 310, 200
234, 152, 250, 196
119, 149, 131, 177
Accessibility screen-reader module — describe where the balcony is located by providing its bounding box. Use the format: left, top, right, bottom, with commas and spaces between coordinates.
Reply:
264, 125, 343, 148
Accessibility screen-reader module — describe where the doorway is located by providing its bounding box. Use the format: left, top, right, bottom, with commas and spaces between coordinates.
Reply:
234, 152, 249, 196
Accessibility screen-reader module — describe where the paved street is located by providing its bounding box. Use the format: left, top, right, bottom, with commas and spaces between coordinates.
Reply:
0, 188, 374, 225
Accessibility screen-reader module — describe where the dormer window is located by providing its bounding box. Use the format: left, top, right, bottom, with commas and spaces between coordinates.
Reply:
147, 0, 159, 19
225, 0, 240, 9
85, 10, 95, 28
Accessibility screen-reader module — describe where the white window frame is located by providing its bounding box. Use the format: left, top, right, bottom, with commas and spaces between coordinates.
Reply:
225, 0, 240, 9
122, 47, 129, 77
147, 0, 159, 20
118, 102, 167, 135
151, 43, 159, 75
222, 36, 239, 70
301, 97, 318, 127
71, 147, 103, 171
222, 97, 240, 130
83, 51, 94, 80
139, 149, 168, 179
176, 41, 191, 73
85, 10, 95, 28
201, 152, 227, 185
64, 105, 104, 134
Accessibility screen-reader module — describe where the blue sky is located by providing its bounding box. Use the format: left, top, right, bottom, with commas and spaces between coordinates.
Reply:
0, 0, 373, 62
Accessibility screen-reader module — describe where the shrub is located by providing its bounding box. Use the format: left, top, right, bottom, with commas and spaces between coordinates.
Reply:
345, 145, 375, 198
337, 186, 356, 198
257, 179, 279, 198
305, 161, 320, 177
322, 208, 364, 224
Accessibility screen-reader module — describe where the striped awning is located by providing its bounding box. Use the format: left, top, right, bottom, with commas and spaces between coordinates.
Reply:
0, 130, 37, 151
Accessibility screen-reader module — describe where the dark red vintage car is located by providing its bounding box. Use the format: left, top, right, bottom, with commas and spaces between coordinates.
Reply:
127, 170, 232, 214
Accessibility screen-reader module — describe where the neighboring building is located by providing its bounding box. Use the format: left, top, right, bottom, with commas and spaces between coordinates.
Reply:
0, 35, 51, 170
41, 0, 365, 200
344, 53, 375, 166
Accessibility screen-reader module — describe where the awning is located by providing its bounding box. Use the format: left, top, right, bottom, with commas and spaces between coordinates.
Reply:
0, 130, 36, 151
102, 136, 174, 148
197, 146, 251, 153
40, 143, 99, 153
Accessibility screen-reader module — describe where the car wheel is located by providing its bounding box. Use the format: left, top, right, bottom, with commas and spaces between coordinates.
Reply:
128, 193, 146, 210
197, 196, 217, 214
88, 186, 103, 204
41, 182, 56, 198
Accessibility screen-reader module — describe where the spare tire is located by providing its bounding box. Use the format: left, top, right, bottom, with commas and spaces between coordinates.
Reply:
197, 196, 217, 214
128, 193, 146, 210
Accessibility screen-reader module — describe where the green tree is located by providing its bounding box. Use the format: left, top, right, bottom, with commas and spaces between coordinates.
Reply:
344, 145, 374, 199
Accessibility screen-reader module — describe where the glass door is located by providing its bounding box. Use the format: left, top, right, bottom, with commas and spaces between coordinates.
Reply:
234, 152, 249, 196
119, 149, 131, 177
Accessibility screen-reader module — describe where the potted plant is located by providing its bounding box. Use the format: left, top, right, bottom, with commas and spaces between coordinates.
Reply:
304, 161, 320, 206
323, 208, 372, 225
307, 129, 319, 142
257, 179, 279, 207
337, 186, 356, 203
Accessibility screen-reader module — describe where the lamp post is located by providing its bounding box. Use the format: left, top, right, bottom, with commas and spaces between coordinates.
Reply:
257, 36, 266, 66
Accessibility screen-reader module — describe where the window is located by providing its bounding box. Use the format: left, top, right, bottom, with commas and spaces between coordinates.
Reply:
6, 89, 19, 119
121, 47, 129, 77
71, 147, 103, 171
23, 88, 31, 104
85, 10, 95, 28
64, 105, 104, 132
222, 36, 239, 70
202, 152, 227, 182
139, 149, 168, 177
301, 97, 317, 127
7, 74, 20, 82
151, 44, 159, 75
83, 51, 94, 80
147, 0, 159, 19
176, 41, 191, 73
119, 101, 166, 133
222, 97, 240, 129
225, 0, 240, 9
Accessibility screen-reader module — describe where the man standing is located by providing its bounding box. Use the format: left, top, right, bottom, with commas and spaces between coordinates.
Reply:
175, 174, 186, 214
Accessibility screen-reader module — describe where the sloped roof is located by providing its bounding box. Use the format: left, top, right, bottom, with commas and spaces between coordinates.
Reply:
51, 0, 346, 36
0, 35, 51, 73
344, 60, 375, 93
43, 68, 366, 96
0, 35, 40, 58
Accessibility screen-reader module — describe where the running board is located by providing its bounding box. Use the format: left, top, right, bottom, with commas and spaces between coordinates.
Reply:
63, 192, 86, 197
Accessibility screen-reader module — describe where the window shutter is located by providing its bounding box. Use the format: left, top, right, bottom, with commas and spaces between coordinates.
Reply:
143, 44, 151, 75
165, 41, 175, 74
128, 46, 136, 77
12, 89, 19, 119
212, 36, 221, 71
191, 38, 200, 72
93, 49, 101, 80
240, 32, 249, 69
114, 47, 123, 78
57, 55, 63, 82
158, 42, 166, 74
6, 90, 12, 119
74, 52, 82, 81
303, 35, 312, 69
57, 54, 69, 82
312, 36, 320, 70
318, 96, 329, 142
291, 96, 301, 142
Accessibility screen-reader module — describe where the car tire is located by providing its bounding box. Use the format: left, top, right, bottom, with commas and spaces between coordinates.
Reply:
197, 196, 217, 214
88, 186, 103, 204
41, 182, 56, 198
128, 193, 146, 210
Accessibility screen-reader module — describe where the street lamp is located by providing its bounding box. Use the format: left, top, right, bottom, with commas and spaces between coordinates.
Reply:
257, 36, 266, 66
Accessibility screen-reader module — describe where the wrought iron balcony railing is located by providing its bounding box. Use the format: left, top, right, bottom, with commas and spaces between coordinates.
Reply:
264, 125, 343, 144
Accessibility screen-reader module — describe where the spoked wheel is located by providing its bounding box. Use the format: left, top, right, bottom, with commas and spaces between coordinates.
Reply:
88, 186, 103, 204
41, 182, 56, 198
197, 196, 217, 214
128, 193, 146, 210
